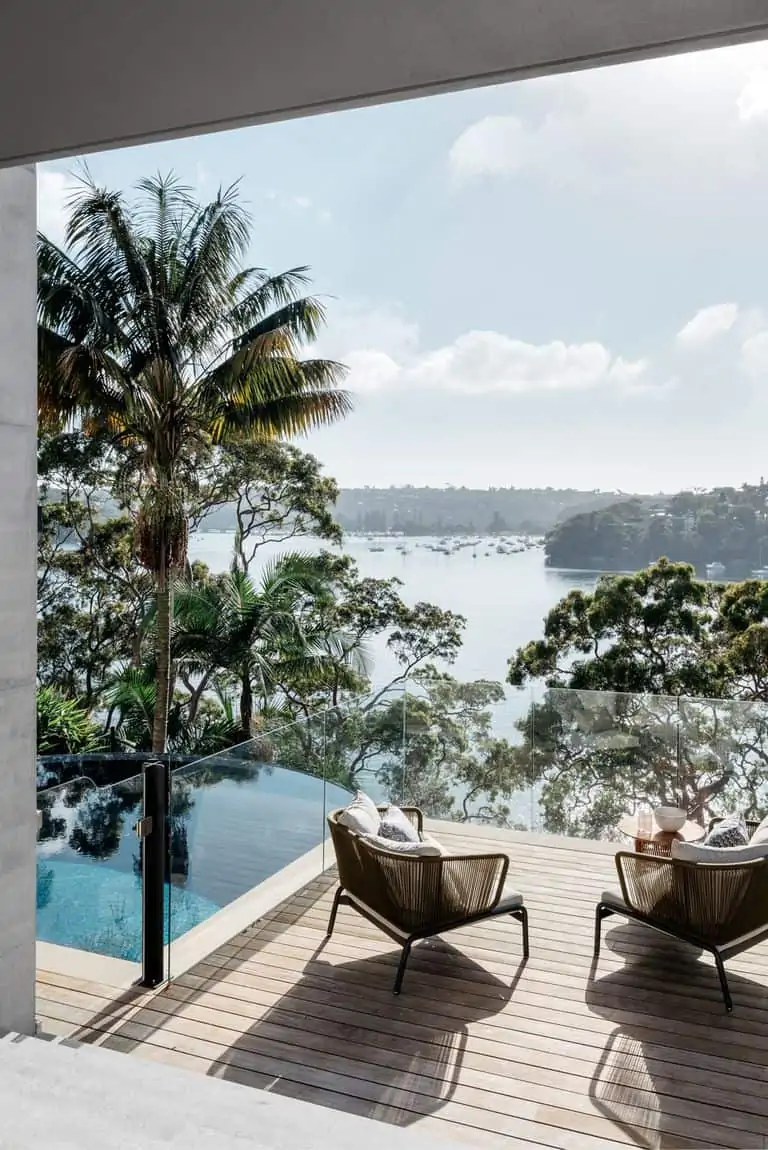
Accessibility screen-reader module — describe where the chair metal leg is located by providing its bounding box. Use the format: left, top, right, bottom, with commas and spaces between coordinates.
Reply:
511, 906, 529, 958
594, 903, 613, 958
712, 950, 733, 1013
326, 886, 344, 938
393, 939, 413, 995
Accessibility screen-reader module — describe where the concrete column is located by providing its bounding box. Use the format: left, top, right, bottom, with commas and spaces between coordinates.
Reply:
0, 164, 37, 1034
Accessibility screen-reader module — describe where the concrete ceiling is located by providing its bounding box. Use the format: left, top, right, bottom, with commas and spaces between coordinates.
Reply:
1, 0, 768, 166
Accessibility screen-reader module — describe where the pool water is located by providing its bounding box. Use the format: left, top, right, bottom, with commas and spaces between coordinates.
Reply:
37, 763, 352, 961
36, 860, 219, 961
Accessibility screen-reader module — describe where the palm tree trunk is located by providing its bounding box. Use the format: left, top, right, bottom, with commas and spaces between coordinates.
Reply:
240, 665, 253, 741
152, 559, 173, 753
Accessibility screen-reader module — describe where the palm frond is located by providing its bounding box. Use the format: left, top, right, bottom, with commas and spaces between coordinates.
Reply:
227, 270, 316, 334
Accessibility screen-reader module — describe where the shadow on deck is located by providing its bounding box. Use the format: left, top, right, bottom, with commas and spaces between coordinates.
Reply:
36, 825, 768, 1150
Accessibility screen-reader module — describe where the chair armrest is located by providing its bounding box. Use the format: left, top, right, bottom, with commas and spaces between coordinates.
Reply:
403, 806, 424, 834
614, 851, 682, 920
376, 804, 423, 834
438, 852, 509, 919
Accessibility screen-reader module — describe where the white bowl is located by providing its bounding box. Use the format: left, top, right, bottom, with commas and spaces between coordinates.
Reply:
654, 805, 686, 833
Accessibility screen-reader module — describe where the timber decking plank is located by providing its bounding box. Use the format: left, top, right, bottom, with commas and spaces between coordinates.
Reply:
36, 828, 768, 1150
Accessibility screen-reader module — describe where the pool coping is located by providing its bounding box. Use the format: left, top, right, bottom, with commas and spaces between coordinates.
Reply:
37, 838, 331, 989
36, 941, 139, 990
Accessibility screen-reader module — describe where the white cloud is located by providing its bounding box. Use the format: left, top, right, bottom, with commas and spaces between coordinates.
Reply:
293, 195, 313, 209
37, 168, 78, 246
325, 303, 650, 397
449, 116, 531, 181
676, 303, 739, 348
738, 70, 768, 121
344, 349, 402, 393
449, 43, 768, 201
194, 163, 211, 194
742, 331, 768, 376
322, 302, 419, 360
406, 332, 646, 395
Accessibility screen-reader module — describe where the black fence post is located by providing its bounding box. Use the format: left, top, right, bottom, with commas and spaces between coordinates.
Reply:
139, 759, 169, 987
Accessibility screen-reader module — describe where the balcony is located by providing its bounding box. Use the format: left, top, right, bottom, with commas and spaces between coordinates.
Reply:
36, 813, 768, 1150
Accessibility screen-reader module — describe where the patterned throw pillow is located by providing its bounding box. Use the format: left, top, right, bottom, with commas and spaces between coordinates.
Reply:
378, 805, 420, 843
705, 814, 749, 848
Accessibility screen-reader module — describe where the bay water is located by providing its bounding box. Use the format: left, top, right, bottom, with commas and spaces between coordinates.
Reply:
188, 531, 599, 823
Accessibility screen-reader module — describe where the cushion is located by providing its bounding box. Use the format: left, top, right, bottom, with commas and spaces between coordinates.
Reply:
705, 814, 748, 848
672, 839, 768, 864
378, 805, 420, 844
337, 791, 380, 837
750, 814, 768, 846
360, 833, 442, 857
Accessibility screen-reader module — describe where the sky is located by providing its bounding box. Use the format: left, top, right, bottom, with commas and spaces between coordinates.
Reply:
37, 41, 768, 494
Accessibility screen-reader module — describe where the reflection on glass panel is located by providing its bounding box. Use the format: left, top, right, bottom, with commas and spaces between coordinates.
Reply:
166, 713, 353, 968
529, 688, 768, 840
677, 696, 768, 823
393, 677, 535, 830
36, 774, 144, 963
533, 689, 681, 840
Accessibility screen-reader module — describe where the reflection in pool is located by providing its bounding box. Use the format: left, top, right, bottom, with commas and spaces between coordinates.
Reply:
36, 763, 352, 961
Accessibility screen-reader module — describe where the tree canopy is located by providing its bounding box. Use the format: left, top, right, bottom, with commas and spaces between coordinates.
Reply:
544, 483, 768, 576
38, 172, 350, 749
507, 559, 768, 837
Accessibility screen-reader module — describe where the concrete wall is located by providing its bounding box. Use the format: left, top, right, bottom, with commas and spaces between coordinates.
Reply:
0, 1, 767, 166
0, 165, 37, 1034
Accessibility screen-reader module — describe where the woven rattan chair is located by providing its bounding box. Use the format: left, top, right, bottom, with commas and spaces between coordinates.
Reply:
594, 849, 768, 1011
327, 806, 528, 994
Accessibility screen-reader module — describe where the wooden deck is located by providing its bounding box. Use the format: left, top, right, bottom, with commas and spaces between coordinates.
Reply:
36, 825, 768, 1150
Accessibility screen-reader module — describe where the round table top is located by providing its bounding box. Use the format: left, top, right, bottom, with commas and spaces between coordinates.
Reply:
618, 813, 706, 844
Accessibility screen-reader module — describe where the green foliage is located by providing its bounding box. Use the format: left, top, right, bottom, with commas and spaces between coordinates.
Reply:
36, 687, 104, 755
197, 440, 342, 568
104, 665, 181, 752
38, 171, 350, 750
272, 552, 466, 710
517, 689, 768, 838
38, 430, 154, 705
173, 553, 349, 738
508, 559, 768, 836
545, 482, 768, 575
508, 559, 719, 697
271, 669, 525, 826
380, 671, 527, 824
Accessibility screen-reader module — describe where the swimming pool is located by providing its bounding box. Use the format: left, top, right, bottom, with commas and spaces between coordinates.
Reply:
36, 762, 352, 961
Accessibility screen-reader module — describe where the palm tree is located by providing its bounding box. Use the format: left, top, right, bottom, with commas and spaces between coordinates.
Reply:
173, 553, 344, 739
104, 664, 184, 752
38, 172, 350, 751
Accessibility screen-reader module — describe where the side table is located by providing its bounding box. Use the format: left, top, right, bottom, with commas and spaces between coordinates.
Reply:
617, 813, 706, 857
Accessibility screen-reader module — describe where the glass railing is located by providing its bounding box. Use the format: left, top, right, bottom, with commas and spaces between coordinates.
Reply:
35, 683, 768, 981
326, 683, 768, 845
165, 711, 357, 972
527, 688, 768, 841
312, 679, 537, 830
399, 677, 537, 829
36, 772, 145, 966
323, 682, 408, 804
